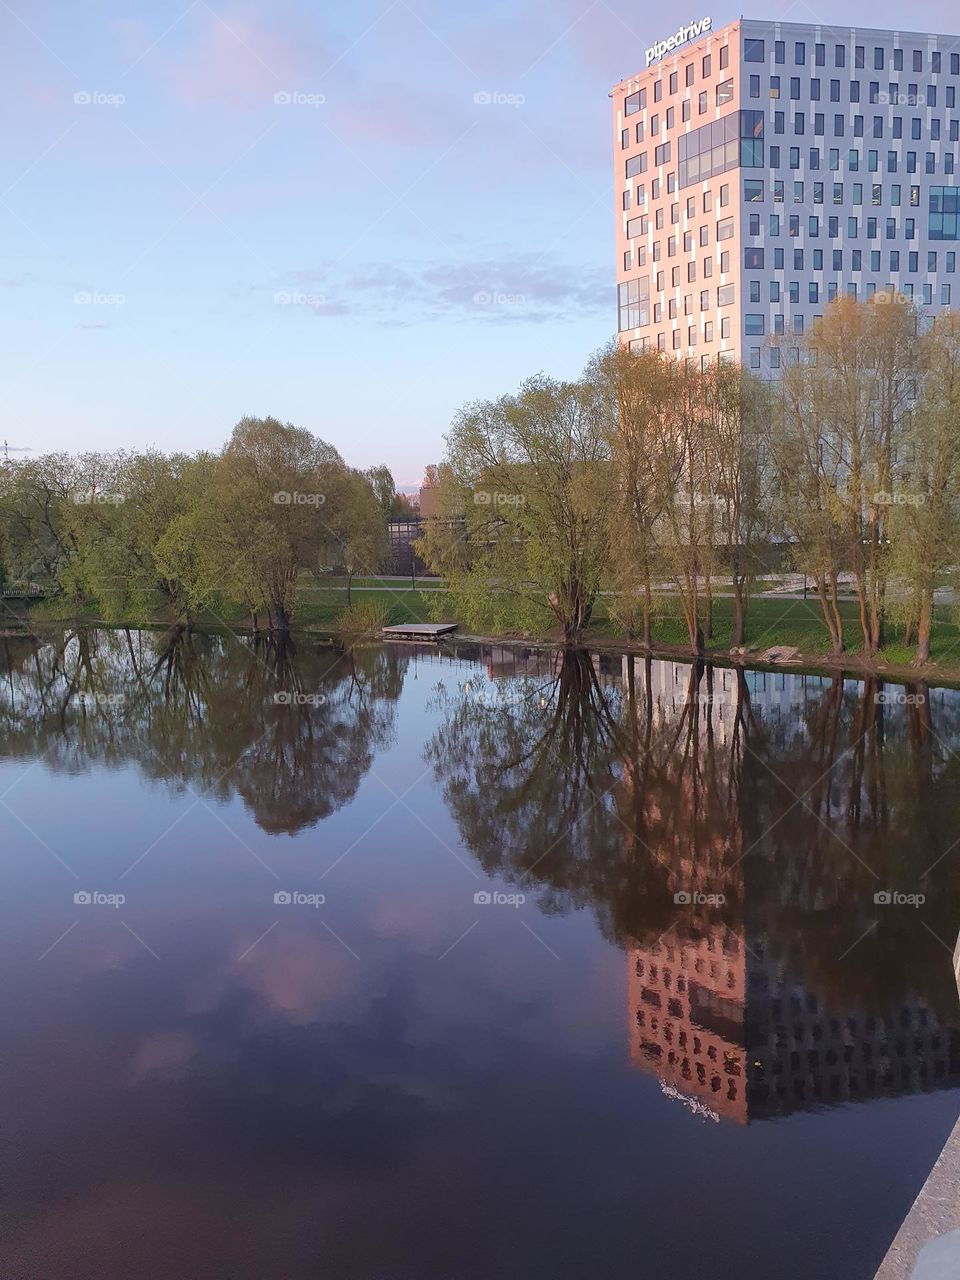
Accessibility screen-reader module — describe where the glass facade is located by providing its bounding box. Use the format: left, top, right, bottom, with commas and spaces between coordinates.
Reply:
678, 111, 764, 187
618, 277, 650, 331
929, 186, 960, 239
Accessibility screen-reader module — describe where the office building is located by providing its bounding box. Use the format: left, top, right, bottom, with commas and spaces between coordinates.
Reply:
611, 20, 960, 369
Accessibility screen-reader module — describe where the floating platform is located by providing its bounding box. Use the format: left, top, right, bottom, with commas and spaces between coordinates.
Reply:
381, 623, 459, 641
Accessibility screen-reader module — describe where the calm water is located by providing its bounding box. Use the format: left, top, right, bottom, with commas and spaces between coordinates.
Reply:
1, 628, 960, 1279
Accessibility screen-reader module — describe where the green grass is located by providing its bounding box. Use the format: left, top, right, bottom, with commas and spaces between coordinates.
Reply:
13, 583, 960, 675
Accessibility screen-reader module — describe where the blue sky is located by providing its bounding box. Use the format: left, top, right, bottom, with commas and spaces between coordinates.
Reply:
2, 0, 958, 486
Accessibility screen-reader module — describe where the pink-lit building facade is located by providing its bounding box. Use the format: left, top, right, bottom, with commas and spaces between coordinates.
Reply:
612, 19, 960, 370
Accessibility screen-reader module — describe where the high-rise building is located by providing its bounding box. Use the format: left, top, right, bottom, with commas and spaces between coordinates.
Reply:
611, 20, 960, 370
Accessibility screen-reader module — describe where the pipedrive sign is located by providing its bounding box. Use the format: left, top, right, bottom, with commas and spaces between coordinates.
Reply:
645, 16, 712, 66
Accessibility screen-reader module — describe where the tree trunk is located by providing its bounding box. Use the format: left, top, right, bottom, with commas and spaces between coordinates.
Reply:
915, 589, 933, 666
732, 578, 746, 648
814, 573, 844, 656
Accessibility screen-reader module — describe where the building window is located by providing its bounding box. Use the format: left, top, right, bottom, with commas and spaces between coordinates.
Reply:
717, 284, 735, 306
929, 187, 960, 239
744, 38, 765, 62
678, 112, 763, 187
617, 277, 650, 331
624, 91, 641, 115
717, 217, 734, 241
745, 247, 764, 269
745, 314, 765, 335
717, 79, 734, 106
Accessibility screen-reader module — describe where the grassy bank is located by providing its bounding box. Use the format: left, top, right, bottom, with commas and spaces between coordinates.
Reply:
7, 583, 960, 684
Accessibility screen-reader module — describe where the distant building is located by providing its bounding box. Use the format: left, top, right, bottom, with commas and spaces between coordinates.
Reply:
612, 19, 960, 370
419, 481, 441, 518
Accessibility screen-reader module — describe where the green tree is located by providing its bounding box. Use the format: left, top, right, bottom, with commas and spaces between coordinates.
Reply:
418, 372, 613, 643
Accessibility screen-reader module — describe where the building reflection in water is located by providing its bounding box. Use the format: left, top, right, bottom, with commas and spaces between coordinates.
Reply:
622, 658, 960, 1125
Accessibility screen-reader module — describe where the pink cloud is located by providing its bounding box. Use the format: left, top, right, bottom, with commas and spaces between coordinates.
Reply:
172, 10, 324, 110
332, 82, 471, 147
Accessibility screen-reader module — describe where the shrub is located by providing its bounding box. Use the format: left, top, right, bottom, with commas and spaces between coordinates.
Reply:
335, 598, 389, 637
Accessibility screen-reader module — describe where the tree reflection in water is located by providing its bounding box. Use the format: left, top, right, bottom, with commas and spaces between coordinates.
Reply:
0, 627, 407, 834
426, 648, 960, 1121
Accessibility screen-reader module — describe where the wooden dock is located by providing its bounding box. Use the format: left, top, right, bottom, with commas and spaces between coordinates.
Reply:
381, 623, 458, 642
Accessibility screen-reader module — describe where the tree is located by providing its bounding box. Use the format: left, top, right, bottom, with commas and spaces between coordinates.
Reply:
652, 358, 717, 656
701, 362, 768, 647
890, 312, 960, 664
768, 355, 850, 655
593, 344, 672, 647
324, 467, 389, 605
780, 296, 919, 655
418, 372, 613, 644
205, 417, 344, 632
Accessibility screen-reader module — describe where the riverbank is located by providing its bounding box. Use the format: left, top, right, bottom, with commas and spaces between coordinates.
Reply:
5, 590, 960, 690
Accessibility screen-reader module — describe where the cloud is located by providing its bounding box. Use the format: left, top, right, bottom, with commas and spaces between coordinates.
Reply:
332, 83, 472, 147
171, 8, 328, 110
279, 254, 610, 325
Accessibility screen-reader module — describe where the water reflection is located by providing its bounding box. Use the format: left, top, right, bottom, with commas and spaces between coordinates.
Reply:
427, 648, 960, 1123
0, 627, 409, 832
2, 630, 960, 1277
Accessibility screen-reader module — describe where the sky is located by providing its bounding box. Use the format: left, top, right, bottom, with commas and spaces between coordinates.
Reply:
3, 0, 959, 488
